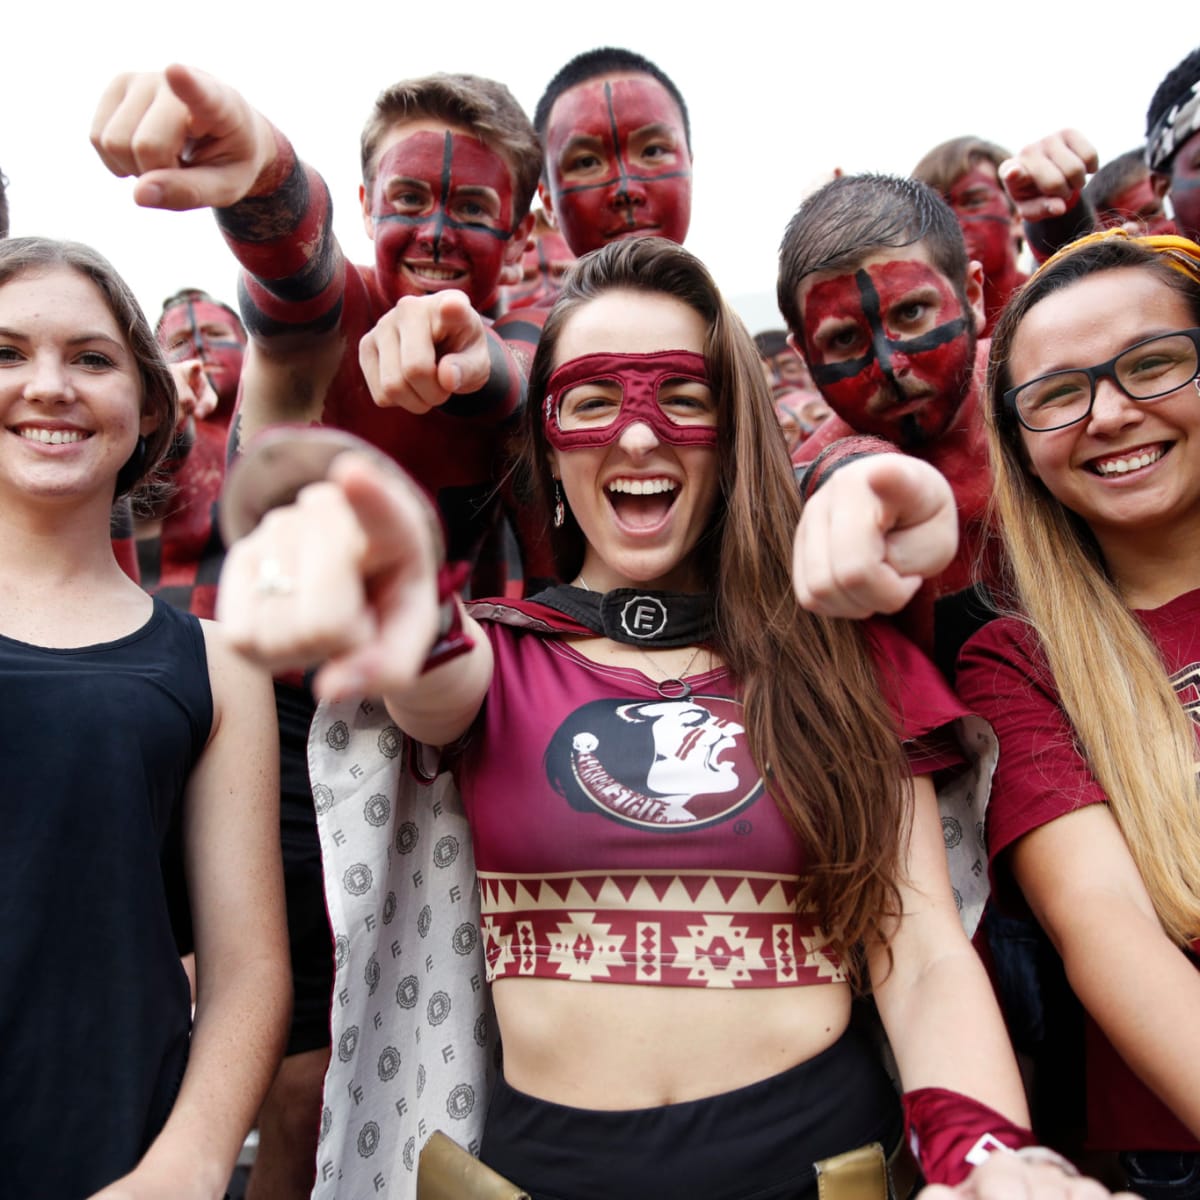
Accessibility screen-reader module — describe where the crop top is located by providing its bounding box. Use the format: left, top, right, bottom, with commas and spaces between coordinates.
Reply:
453, 601, 967, 990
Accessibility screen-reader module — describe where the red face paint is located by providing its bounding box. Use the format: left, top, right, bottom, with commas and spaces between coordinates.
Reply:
1169, 129, 1200, 242
544, 74, 692, 256
946, 165, 1013, 280
157, 298, 246, 412
799, 256, 975, 448
502, 224, 576, 310
1099, 173, 1176, 236
368, 126, 518, 312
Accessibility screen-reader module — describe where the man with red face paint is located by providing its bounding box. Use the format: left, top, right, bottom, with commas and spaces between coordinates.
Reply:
534, 47, 693, 257
500, 207, 577, 313
912, 137, 1027, 336
779, 174, 991, 664
1145, 48, 1200, 243
1083, 149, 1176, 236
138, 289, 247, 620
91, 63, 542, 1200
1000, 49, 1200, 262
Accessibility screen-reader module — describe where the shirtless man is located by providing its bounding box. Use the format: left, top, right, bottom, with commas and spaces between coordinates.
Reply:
777, 173, 989, 664
912, 137, 1026, 334
534, 47, 693, 257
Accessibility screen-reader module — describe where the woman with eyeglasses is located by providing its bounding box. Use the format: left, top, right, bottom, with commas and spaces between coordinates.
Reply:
956, 230, 1200, 1197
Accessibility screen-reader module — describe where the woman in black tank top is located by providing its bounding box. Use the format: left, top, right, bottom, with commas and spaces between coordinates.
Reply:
0, 237, 290, 1199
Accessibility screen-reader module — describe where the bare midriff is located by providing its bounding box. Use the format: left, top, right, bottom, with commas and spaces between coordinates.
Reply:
492, 975, 852, 1109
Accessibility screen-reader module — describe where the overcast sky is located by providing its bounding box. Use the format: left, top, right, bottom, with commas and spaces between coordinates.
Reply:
3, 2, 1186, 332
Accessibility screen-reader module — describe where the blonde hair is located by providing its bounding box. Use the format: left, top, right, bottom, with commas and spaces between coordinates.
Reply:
986, 231, 1200, 944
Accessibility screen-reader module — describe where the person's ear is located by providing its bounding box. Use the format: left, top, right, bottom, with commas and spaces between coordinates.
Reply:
360, 182, 376, 242
503, 212, 537, 269
964, 261, 987, 334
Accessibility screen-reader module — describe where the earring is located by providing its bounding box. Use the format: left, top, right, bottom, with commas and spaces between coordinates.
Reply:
1194, 378, 1200, 396
553, 479, 565, 528
115, 435, 148, 497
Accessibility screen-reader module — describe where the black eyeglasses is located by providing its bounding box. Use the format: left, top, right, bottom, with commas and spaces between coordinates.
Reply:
1004, 327, 1200, 432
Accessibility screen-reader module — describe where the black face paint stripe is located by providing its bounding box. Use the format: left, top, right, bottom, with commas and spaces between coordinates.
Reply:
605, 81, 632, 206
556, 168, 691, 197
960, 213, 1011, 225
856, 269, 896, 387
373, 213, 510, 241
807, 270, 968, 386
430, 131, 453, 262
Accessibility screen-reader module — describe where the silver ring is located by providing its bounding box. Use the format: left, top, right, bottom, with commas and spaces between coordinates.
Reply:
254, 557, 295, 597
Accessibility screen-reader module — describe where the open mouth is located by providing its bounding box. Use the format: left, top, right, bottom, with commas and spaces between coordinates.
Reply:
606, 477, 678, 530
1087, 443, 1170, 477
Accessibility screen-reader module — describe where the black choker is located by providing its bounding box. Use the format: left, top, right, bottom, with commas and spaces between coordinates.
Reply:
532, 585, 714, 648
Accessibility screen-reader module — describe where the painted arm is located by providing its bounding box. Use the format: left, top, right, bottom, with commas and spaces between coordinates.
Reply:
92, 64, 346, 441
1011, 805, 1200, 1139
792, 453, 958, 618
218, 444, 494, 745
87, 628, 290, 1199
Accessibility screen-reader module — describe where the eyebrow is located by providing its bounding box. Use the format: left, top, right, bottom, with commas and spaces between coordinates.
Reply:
384, 176, 433, 191
0, 327, 123, 347
451, 185, 500, 201
559, 133, 607, 159
629, 122, 678, 142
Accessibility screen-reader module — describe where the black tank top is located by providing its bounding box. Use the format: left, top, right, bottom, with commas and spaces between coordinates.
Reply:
0, 598, 213, 1197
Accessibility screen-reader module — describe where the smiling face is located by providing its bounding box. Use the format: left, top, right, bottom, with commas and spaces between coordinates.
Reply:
546, 289, 719, 592
1011, 267, 1200, 549
794, 244, 983, 448
0, 266, 152, 508
541, 73, 692, 256
361, 119, 527, 313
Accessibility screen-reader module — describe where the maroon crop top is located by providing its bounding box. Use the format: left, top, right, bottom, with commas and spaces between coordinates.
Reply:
453, 603, 965, 990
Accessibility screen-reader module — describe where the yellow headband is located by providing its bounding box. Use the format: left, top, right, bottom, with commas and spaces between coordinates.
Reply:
1031, 227, 1200, 288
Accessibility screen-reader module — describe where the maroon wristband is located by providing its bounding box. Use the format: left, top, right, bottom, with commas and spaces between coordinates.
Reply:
903, 1086, 1035, 1186
422, 561, 474, 672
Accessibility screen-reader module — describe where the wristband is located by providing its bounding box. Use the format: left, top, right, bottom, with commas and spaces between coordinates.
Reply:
903, 1086, 1035, 1186
797, 435, 898, 501
423, 561, 475, 673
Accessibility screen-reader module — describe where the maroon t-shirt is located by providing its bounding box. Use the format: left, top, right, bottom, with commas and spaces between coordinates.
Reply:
957, 593, 1200, 1151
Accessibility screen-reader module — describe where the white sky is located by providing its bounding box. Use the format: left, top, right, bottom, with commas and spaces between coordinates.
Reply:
2, 1, 1183, 333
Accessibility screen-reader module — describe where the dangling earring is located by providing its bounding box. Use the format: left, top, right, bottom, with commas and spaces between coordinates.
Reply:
553, 479, 565, 528
115, 435, 148, 497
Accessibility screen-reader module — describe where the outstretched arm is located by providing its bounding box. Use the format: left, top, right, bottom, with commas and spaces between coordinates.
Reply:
92, 64, 347, 441
792, 454, 958, 618
218, 438, 494, 745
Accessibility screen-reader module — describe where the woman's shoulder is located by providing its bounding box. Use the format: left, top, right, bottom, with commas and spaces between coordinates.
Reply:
958, 612, 1048, 679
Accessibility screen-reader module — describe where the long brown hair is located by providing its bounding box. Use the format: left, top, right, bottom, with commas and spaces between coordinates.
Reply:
987, 232, 1200, 945
0, 237, 178, 500
518, 237, 912, 980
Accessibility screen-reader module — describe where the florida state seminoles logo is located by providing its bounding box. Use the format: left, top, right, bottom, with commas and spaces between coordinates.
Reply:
545, 696, 763, 830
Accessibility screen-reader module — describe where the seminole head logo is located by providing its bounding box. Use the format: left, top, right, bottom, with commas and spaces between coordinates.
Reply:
545, 696, 762, 830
